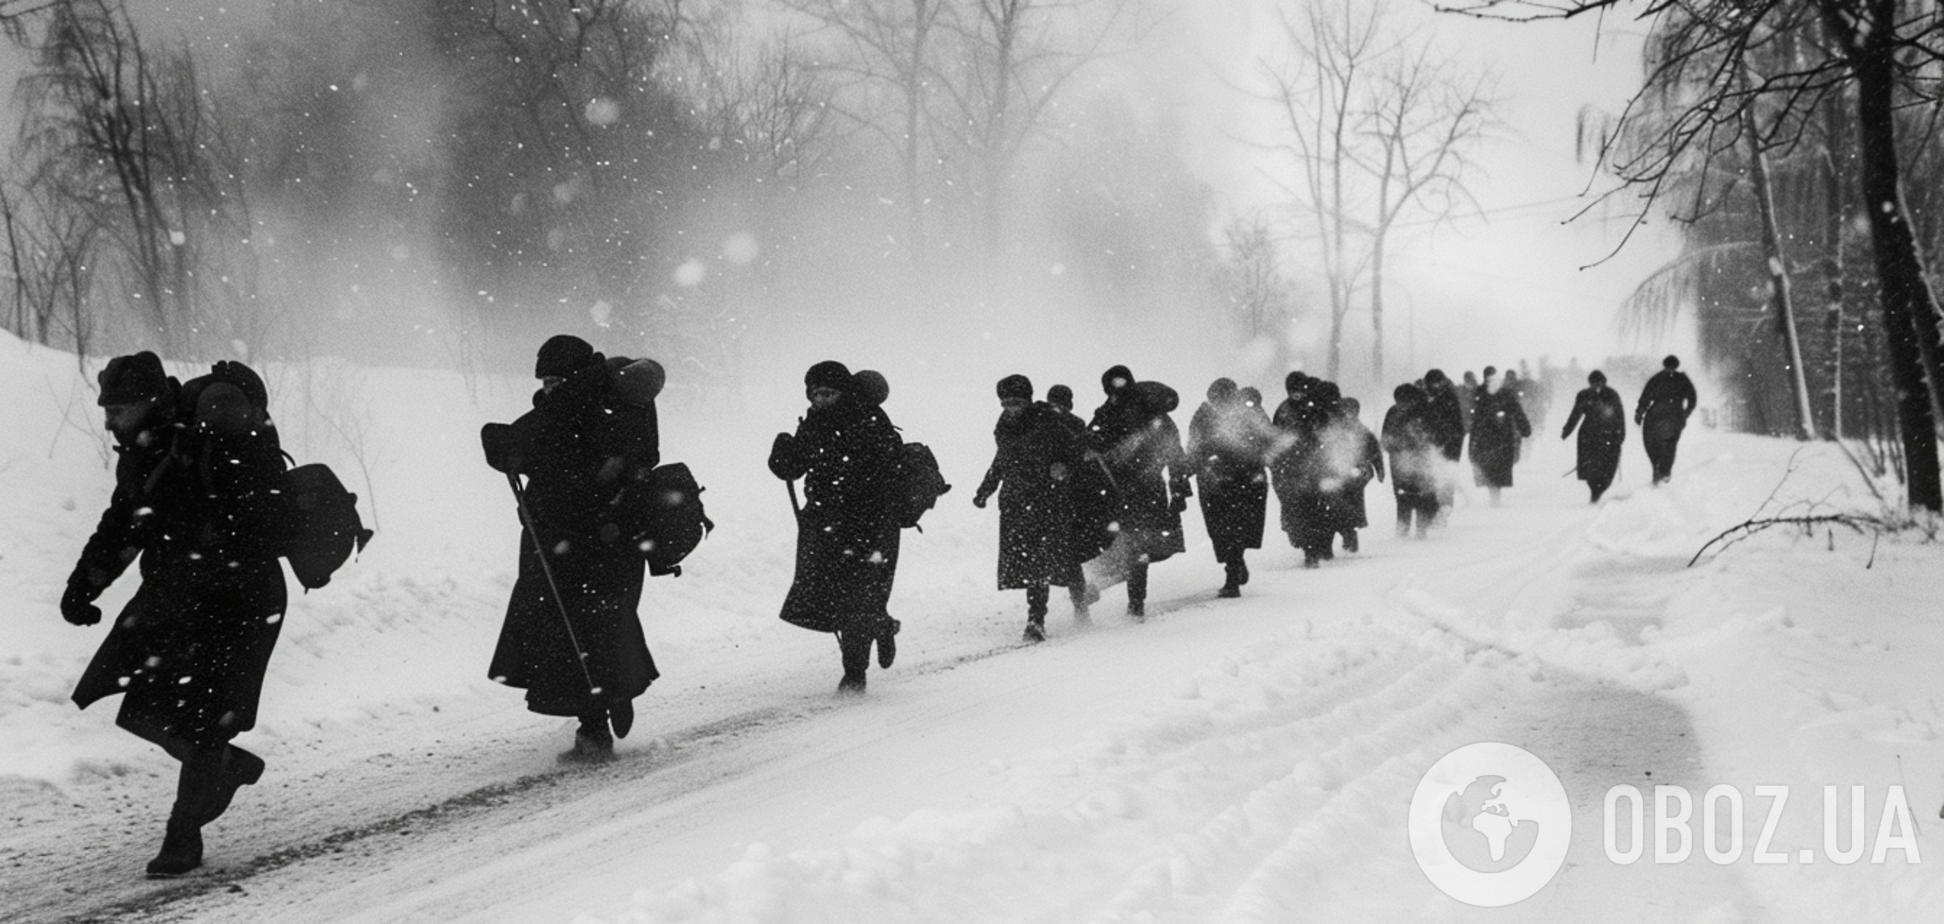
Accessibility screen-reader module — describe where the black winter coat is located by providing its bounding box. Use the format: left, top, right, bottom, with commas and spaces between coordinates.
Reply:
1562, 385, 1626, 486
976, 403, 1083, 589
1187, 399, 1270, 560
486, 363, 658, 716
1382, 399, 1441, 496
1635, 369, 1697, 443
769, 395, 903, 633
1424, 383, 1467, 462
70, 399, 289, 748
1468, 387, 1533, 488
1088, 390, 1190, 562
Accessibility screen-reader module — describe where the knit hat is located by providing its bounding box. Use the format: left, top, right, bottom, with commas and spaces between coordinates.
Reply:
996, 374, 1033, 402
97, 351, 169, 406
804, 360, 852, 394
1047, 384, 1074, 409
1101, 364, 1133, 395
535, 334, 596, 379
854, 369, 890, 406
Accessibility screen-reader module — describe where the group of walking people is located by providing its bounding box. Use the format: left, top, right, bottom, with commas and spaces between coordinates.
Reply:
54, 336, 1699, 880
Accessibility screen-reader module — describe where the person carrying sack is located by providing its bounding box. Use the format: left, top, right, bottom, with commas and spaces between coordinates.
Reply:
61, 352, 289, 877
482, 335, 659, 763
769, 361, 905, 695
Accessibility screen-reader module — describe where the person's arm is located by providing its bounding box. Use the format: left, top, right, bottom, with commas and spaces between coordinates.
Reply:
62, 450, 154, 625
1562, 394, 1586, 439
768, 416, 814, 481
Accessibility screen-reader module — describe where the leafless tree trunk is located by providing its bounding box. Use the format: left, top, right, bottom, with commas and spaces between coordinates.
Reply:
1742, 95, 1817, 439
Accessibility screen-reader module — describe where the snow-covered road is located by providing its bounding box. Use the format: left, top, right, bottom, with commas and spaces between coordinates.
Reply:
5, 344, 1939, 922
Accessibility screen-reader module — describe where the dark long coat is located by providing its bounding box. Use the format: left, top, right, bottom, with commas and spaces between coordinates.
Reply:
1270, 389, 1342, 550
1635, 369, 1697, 443
1382, 395, 1440, 496
1186, 399, 1269, 562
1562, 385, 1627, 487
976, 403, 1084, 589
486, 363, 658, 717
769, 395, 903, 634
1468, 387, 1533, 488
1321, 414, 1383, 531
70, 394, 289, 748
1424, 381, 1467, 462
1088, 387, 1190, 563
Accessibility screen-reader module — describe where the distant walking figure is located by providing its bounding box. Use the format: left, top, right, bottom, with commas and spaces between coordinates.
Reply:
1561, 370, 1627, 502
1186, 378, 1272, 597
1635, 355, 1698, 485
973, 375, 1086, 642
1467, 366, 1532, 506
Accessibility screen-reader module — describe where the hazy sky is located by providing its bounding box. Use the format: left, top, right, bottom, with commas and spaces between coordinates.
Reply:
2, 0, 1690, 381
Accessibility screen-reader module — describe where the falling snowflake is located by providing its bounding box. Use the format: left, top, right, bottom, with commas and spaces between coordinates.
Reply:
673, 259, 707, 288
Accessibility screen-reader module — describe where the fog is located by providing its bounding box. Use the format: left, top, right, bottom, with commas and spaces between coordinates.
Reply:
2, 0, 1692, 415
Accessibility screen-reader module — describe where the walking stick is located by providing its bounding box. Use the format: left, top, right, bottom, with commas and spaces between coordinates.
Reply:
787, 478, 802, 520
505, 472, 601, 697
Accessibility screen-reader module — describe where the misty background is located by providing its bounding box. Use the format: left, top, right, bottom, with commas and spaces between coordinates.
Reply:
0, 0, 1680, 419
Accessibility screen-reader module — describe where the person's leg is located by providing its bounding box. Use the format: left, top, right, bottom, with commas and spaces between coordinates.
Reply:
837, 624, 872, 694
148, 746, 219, 876
1125, 559, 1148, 618
1025, 583, 1050, 641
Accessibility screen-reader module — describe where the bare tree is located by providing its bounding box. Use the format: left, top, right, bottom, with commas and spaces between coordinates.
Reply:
1264, 0, 1492, 382
1221, 212, 1295, 343
769, 0, 953, 264
1442, 0, 1944, 512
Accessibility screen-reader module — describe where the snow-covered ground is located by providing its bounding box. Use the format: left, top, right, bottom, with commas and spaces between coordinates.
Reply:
3, 332, 1941, 923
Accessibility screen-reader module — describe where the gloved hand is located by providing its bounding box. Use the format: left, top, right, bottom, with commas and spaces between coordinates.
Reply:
973, 493, 989, 509
60, 584, 101, 626
1170, 494, 1188, 514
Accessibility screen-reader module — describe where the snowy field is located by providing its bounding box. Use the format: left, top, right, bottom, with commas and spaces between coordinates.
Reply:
3, 331, 1942, 923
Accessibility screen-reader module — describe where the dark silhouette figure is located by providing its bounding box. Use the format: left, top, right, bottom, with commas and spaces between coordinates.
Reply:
1635, 355, 1698, 485
483, 335, 659, 763
974, 375, 1086, 641
1382, 382, 1441, 538
63, 353, 289, 877
1561, 370, 1627, 502
1467, 367, 1533, 506
1085, 365, 1190, 619
769, 361, 904, 694
1186, 378, 1272, 597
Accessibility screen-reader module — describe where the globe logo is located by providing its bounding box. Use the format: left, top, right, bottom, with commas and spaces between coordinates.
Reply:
1409, 742, 1573, 907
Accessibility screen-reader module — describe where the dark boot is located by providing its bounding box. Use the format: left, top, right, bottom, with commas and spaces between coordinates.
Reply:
609, 698, 635, 739
876, 616, 900, 669
561, 712, 616, 764
837, 628, 871, 695
1217, 560, 1241, 598
145, 816, 204, 878
1126, 561, 1148, 620
1024, 585, 1050, 641
148, 754, 215, 877
197, 745, 265, 826
1342, 529, 1359, 554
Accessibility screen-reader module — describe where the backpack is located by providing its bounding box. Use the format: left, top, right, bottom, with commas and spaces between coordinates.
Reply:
630, 462, 712, 577
885, 441, 951, 530
280, 462, 375, 590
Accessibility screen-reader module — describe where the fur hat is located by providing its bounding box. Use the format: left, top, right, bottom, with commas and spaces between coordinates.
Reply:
1101, 364, 1134, 395
996, 374, 1033, 402
804, 360, 852, 394
1047, 384, 1074, 409
854, 369, 890, 406
97, 351, 170, 406
535, 335, 597, 379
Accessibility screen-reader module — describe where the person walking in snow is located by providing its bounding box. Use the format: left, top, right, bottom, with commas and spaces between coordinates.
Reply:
1382, 382, 1442, 538
1635, 354, 1698, 485
62, 353, 290, 877
1328, 397, 1384, 554
769, 361, 905, 694
1467, 366, 1533, 506
1186, 378, 1272, 597
1561, 369, 1627, 502
1084, 365, 1190, 619
973, 375, 1087, 642
482, 335, 660, 763
1420, 369, 1467, 519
